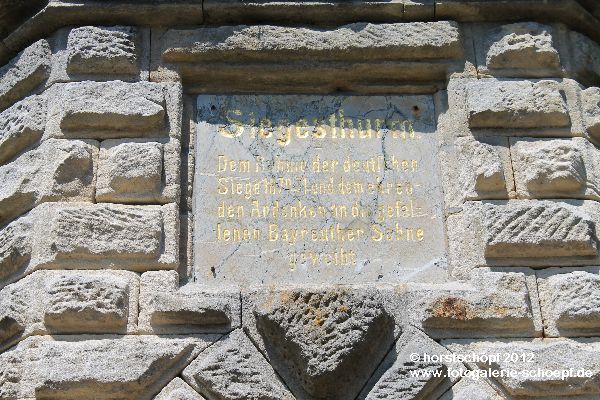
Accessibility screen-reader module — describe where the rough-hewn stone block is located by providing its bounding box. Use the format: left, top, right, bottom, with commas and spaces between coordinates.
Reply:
583, 87, 600, 140
439, 377, 505, 400
182, 329, 294, 400
0, 94, 46, 165
67, 26, 138, 75
568, 31, 600, 86
359, 326, 464, 400
43, 271, 136, 334
479, 22, 560, 74
96, 139, 166, 204
466, 79, 570, 129
0, 39, 51, 111
0, 270, 139, 350
0, 335, 217, 400
399, 271, 542, 338
444, 339, 600, 397
0, 202, 178, 287
447, 200, 600, 277
484, 202, 597, 258
154, 377, 206, 400
46, 81, 166, 138
538, 268, 600, 337
162, 22, 463, 63
139, 270, 240, 334
0, 138, 97, 227
510, 137, 600, 200
256, 288, 395, 399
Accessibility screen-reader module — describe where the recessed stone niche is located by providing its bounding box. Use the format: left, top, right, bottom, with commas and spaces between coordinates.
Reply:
193, 95, 445, 286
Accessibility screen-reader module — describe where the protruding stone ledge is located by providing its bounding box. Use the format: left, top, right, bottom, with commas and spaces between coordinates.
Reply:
396, 271, 542, 339
447, 200, 600, 277
0, 94, 46, 165
0, 39, 50, 111
537, 267, 600, 337
0, 270, 139, 351
0, 138, 97, 228
0, 334, 219, 400
156, 22, 463, 93
0, 202, 179, 288
466, 79, 570, 129
45, 80, 167, 139
443, 338, 600, 398
139, 271, 240, 334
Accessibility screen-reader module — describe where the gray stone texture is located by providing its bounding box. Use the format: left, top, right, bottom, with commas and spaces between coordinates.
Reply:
439, 378, 504, 400
466, 79, 570, 129
46, 81, 166, 138
509, 137, 600, 200
252, 287, 396, 399
0, 335, 217, 400
395, 270, 542, 338
161, 22, 463, 63
359, 326, 465, 400
447, 200, 600, 277
154, 378, 206, 400
0, 39, 51, 111
444, 339, 600, 397
0, 138, 97, 227
568, 30, 600, 87
537, 267, 600, 337
0, 94, 46, 165
139, 270, 240, 334
96, 139, 165, 204
182, 329, 294, 400
0, 270, 139, 350
0, 202, 179, 287
583, 87, 600, 141
67, 26, 138, 75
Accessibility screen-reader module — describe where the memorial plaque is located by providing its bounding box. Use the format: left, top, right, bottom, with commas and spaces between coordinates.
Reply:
194, 95, 445, 285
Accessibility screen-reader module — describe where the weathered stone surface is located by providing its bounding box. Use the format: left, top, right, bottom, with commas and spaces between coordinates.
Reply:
0, 94, 46, 165
484, 22, 560, 70
447, 200, 600, 277
0, 39, 51, 111
0, 202, 178, 286
568, 31, 600, 87
182, 329, 294, 400
0, 138, 97, 227
162, 22, 463, 63
484, 202, 597, 258
0, 335, 217, 400
359, 326, 464, 400
395, 270, 541, 338
154, 378, 206, 400
439, 377, 504, 400
46, 81, 166, 138
441, 136, 513, 208
509, 137, 600, 200
43, 271, 136, 334
583, 87, 600, 140
67, 26, 138, 75
444, 339, 600, 397
0, 270, 138, 350
248, 287, 396, 400
466, 79, 570, 129
139, 270, 240, 334
96, 139, 164, 203
538, 268, 600, 337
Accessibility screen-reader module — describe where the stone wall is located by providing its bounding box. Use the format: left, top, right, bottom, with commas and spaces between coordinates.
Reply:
1, 1, 600, 399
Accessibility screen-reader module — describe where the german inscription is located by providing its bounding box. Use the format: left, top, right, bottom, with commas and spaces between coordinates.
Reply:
194, 95, 445, 285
